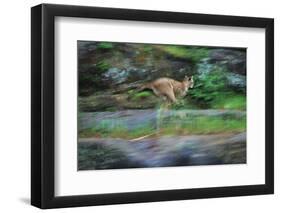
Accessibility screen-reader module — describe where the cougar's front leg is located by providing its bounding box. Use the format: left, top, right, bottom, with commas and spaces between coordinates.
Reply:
165, 90, 177, 103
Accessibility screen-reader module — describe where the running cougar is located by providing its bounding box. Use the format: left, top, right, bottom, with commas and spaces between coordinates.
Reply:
139, 76, 194, 103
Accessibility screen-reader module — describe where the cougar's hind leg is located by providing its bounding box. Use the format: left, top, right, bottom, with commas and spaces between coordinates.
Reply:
152, 87, 161, 97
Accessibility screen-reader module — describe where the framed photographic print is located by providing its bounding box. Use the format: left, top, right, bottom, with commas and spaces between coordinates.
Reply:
31, 3, 274, 209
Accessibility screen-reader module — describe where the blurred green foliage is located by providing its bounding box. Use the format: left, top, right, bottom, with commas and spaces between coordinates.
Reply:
97, 42, 114, 49
170, 99, 199, 110
213, 94, 246, 110
79, 113, 246, 139
130, 91, 153, 101
188, 65, 246, 110
189, 67, 228, 106
79, 123, 155, 140
96, 60, 110, 72
160, 46, 209, 64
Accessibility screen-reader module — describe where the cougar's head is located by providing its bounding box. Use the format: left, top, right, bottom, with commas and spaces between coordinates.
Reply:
184, 75, 194, 89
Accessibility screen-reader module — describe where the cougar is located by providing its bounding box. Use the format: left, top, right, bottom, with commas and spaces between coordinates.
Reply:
139, 76, 194, 103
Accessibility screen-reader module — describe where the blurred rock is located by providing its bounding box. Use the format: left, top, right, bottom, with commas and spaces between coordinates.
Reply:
78, 41, 98, 59
78, 132, 246, 170
226, 72, 246, 91
102, 67, 129, 84
196, 49, 246, 92
209, 49, 246, 75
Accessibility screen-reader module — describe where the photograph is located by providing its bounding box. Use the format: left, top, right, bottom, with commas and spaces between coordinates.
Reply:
77, 41, 247, 170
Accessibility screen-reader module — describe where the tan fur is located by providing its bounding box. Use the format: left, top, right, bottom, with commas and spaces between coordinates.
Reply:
139, 76, 194, 103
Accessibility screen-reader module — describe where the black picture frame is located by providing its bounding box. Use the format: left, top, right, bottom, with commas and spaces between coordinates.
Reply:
31, 3, 274, 209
